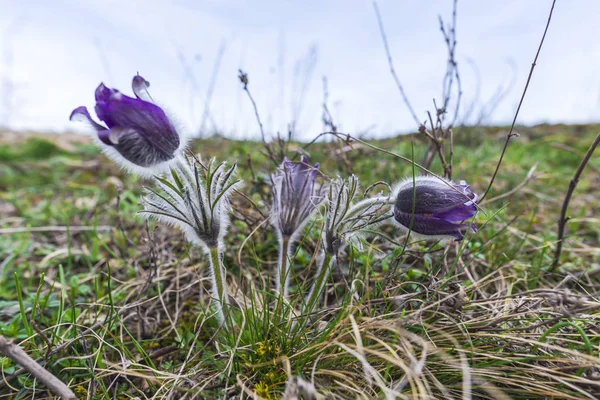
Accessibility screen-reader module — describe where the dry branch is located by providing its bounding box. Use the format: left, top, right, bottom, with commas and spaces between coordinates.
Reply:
480, 0, 556, 201
552, 131, 600, 268
0, 335, 76, 399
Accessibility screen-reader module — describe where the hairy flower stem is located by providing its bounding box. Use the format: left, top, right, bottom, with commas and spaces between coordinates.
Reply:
276, 236, 295, 299
206, 246, 230, 326
303, 252, 336, 316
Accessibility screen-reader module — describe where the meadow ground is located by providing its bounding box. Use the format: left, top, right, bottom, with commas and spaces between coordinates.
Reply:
0, 124, 599, 399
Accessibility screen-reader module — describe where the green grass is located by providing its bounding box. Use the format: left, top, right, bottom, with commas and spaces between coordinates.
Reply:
0, 125, 599, 399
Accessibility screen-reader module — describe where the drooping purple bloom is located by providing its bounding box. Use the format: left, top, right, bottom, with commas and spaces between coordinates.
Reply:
70, 75, 181, 172
393, 176, 478, 241
271, 156, 324, 239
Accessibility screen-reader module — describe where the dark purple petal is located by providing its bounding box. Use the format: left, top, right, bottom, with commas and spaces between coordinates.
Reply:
70, 77, 181, 169
70, 106, 105, 131
94, 83, 113, 104
395, 183, 473, 215
70, 106, 113, 144
132, 75, 152, 101
433, 202, 477, 222
393, 210, 471, 240
393, 177, 479, 241
93, 85, 180, 161
96, 129, 113, 145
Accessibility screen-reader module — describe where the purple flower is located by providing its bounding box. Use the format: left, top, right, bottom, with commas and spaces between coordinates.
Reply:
393, 176, 478, 241
271, 156, 324, 239
70, 75, 181, 173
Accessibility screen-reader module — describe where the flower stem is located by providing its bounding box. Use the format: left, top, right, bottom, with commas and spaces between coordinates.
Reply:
207, 246, 230, 325
303, 252, 335, 316
276, 236, 294, 298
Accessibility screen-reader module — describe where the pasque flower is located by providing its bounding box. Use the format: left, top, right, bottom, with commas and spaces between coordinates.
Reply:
70, 75, 183, 176
271, 156, 324, 240
271, 156, 324, 298
392, 176, 478, 241
304, 175, 389, 314
141, 156, 240, 325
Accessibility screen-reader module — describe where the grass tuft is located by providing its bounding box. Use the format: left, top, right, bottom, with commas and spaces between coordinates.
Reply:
0, 126, 599, 398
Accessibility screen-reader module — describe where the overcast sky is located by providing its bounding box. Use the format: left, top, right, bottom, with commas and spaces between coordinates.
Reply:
0, 0, 598, 140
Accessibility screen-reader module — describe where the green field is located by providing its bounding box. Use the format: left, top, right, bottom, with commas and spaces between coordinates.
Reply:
0, 125, 599, 399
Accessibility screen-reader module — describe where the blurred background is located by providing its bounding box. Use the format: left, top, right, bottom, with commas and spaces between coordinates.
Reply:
0, 0, 598, 140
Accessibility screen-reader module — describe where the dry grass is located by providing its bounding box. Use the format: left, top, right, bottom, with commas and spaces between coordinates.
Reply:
0, 125, 599, 399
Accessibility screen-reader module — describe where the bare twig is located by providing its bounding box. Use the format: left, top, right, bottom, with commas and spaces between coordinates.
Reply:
321, 76, 337, 133
552, 142, 600, 174
439, 0, 462, 128
552, 131, 600, 268
238, 69, 279, 166
304, 131, 484, 212
372, 1, 420, 126
480, 0, 556, 201
0, 335, 76, 399
374, 0, 461, 179
31, 322, 53, 360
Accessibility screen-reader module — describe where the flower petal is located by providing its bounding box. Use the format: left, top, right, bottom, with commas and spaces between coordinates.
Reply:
93, 88, 179, 158
94, 83, 113, 104
132, 75, 153, 102
434, 202, 477, 222
271, 156, 324, 237
69, 106, 105, 131
69, 106, 112, 144
393, 209, 470, 240
97, 129, 113, 145
395, 181, 474, 215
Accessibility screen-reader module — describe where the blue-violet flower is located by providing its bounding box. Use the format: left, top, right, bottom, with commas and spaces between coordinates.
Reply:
392, 176, 478, 241
70, 75, 183, 176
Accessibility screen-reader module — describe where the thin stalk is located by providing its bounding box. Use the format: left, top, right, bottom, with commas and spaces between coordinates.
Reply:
276, 236, 293, 298
303, 252, 335, 316
207, 246, 230, 325
552, 131, 600, 269
275, 236, 295, 331
479, 0, 556, 202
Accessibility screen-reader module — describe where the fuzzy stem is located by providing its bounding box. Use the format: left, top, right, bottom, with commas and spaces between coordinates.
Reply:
207, 246, 230, 325
303, 252, 335, 316
276, 236, 295, 298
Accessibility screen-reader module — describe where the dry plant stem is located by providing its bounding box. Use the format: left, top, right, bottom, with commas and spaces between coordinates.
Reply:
480, 0, 556, 201
307, 131, 482, 211
552, 131, 600, 268
0, 335, 76, 400
425, 111, 450, 177
440, 0, 462, 127
449, 128, 454, 177
238, 70, 278, 166
372, 1, 420, 126
303, 252, 335, 316
207, 246, 230, 326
